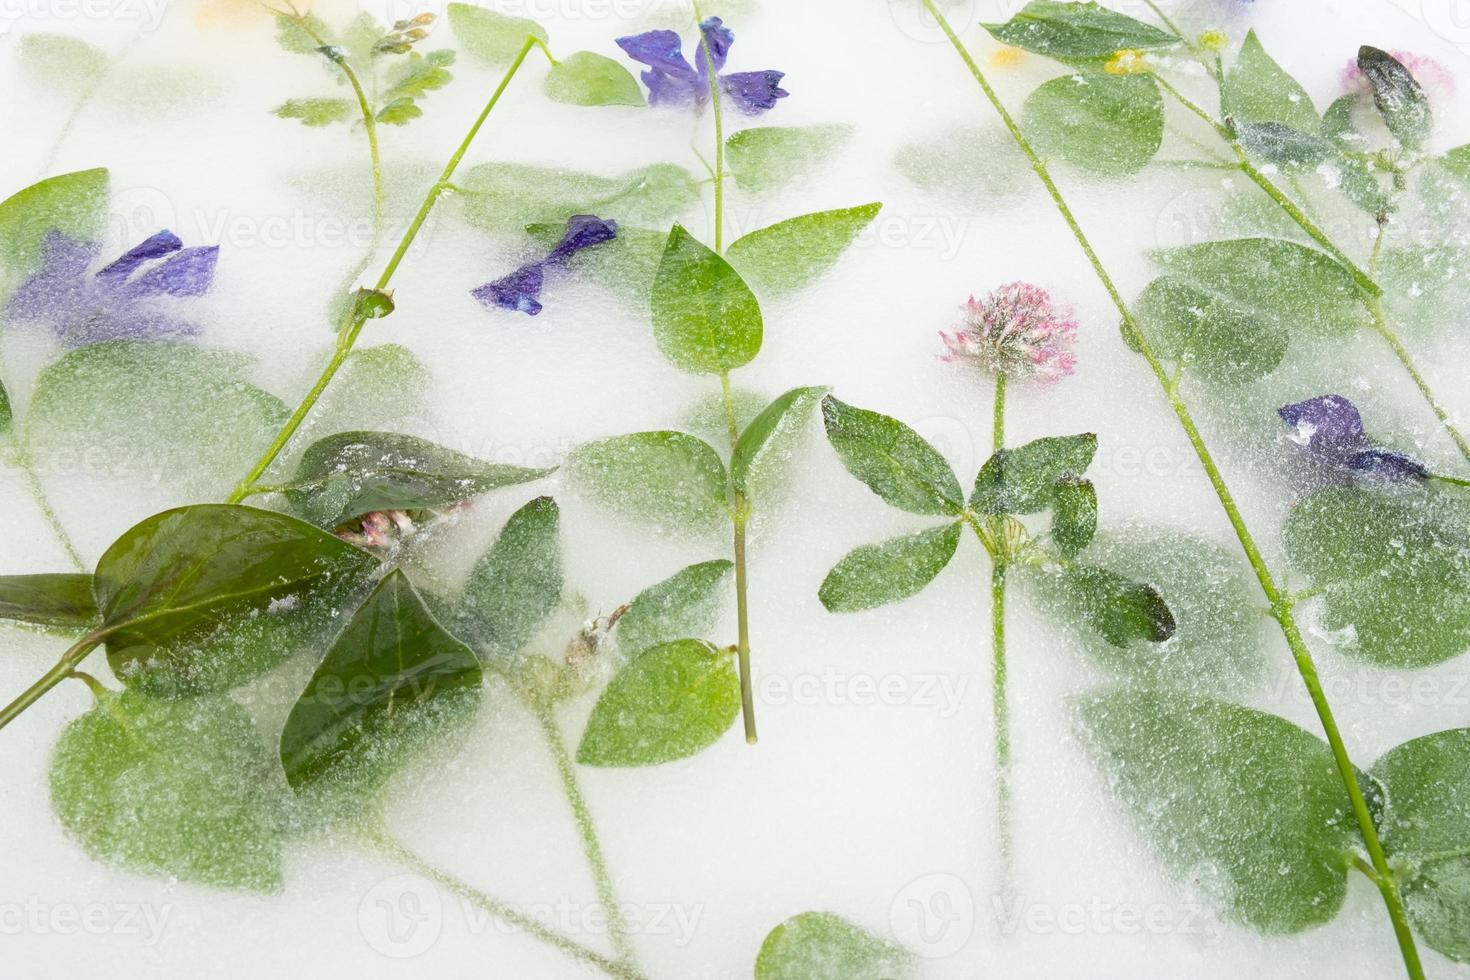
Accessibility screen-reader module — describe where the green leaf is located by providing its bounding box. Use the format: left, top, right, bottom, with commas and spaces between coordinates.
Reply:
456, 496, 562, 656
280, 570, 483, 795
50, 691, 285, 891
0, 377, 10, 438
273, 98, 355, 127
651, 225, 763, 374
566, 431, 730, 536
281, 430, 551, 529
1233, 121, 1336, 169
458, 162, 699, 233
1132, 276, 1288, 384
1057, 563, 1174, 646
1283, 485, 1470, 667
274, 11, 333, 54
0, 574, 97, 630
18, 33, 109, 97
93, 504, 377, 688
1441, 144, 1470, 182
26, 341, 289, 505
1051, 476, 1098, 558
1222, 30, 1319, 131
970, 433, 1097, 514
447, 3, 548, 66
731, 386, 828, 495
726, 204, 881, 295
1022, 72, 1163, 177
755, 911, 914, 980
0, 168, 109, 288
1077, 689, 1355, 932
818, 523, 961, 613
614, 560, 733, 657
576, 639, 739, 766
821, 397, 963, 516
725, 125, 854, 194
1358, 45, 1432, 150
894, 126, 1032, 205
527, 222, 667, 304
1372, 729, 1470, 962
376, 49, 456, 125
982, 1, 1179, 63
545, 51, 645, 106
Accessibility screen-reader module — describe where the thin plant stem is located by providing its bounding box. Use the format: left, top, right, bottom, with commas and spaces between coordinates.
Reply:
0, 635, 101, 731
916, 4, 1425, 976
720, 373, 758, 743
18, 450, 85, 571
226, 35, 542, 503
692, 1, 725, 251
989, 370, 1013, 893
361, 822, 645, 980
532, 701, 639, 970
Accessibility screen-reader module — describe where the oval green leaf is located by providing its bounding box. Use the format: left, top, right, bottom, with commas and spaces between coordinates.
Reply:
1222, 30, 1319, 131
0, 573, 97, 630
971, 433, 1097, 514
756, 911, 914, 980
983, 0, 1179, 62
456, 496, 562, 656
458, 162, 698, 234
1023, 72, 1163, 177
1056, 563, 1174, 646
726, 203, 881, 295
820, 396, 963, 516
566, 431, 730, 536
725, 125, 854, 194
614, 559, 733, 658
731, 385, 828, 495
651, 225, 763, 374
1132, 275, 1289, 384
545, 51, 645, 106
577, 639, 739, 767
447, 2, 548, 66
1051, 476, 1098, 558
0, 168, 109, 287
818, 522, 961, 613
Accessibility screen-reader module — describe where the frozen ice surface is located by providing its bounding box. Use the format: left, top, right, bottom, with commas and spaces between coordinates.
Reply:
2, 0, 1470, 977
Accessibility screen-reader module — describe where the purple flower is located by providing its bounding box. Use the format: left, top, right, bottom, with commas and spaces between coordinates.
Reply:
1279, 394, 1428, 483
472, 215, 618, 316
7, 230, 219, 348
616, 17, 788, 114
940, 282, 1078, 382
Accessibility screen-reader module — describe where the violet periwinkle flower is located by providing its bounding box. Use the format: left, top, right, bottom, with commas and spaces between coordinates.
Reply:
472, 215, 618, 316
1279, 394, 1429, 483
616, 17, 788, 114
939, 282, 1078, 382
6, 229, 218, 348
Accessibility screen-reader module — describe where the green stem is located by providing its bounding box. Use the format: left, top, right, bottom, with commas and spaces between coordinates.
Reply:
989, 371, 1013, 892
0, 634, 101, 732
532, 701, 638, 970
917, 5, 1424, 976
1368, 299, 1470, 463
226, 35, 541, 502
362, 823, 644, 980
19, 450, 85, 571
693, 1, 725, 251
721, 373, 758, 743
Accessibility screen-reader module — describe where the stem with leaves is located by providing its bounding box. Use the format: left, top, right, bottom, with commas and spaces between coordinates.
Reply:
915, 3, 1425, 976
1148, 65, 1470, 468
227, 34, 542, 502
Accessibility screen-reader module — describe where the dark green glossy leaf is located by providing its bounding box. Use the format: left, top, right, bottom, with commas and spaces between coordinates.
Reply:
1058, 563, 1174, 646
1023, 72, 1163, 176
577, 639, 739, 766
566, 431, 730, 536
1222, 30, 1319, 131
1371, 729, 1470, 962
727, 204, 881, 296
971, 433, 1097, 514
94, 505, 377, 687
819, 523, 961, 613
456, 496, 562, 656
0, 168, 109, 287
725, 125, 854, 194
280, 570, 483, 794
983, 0, 1179, 62
1051, 476, 1097, 557
545, 51, 644, 106
273, 97, 354, 127
614, 559, 733, 657
755, 911, 913, 980
1358, 45, 1432, 150
1233, 121, 1336, 169
1132, 275, 1288, 384
0, 574, 97, 629
731, 386, 828, 495
821, 397, 963, 516
1284, 485, 1470, 667
652, 225, 763, 374
281, 430, 551, 529
458, 162, 699, 233
50, 691, 286, 891
447, 3, 547, 66
1078, 689, 1355, 932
